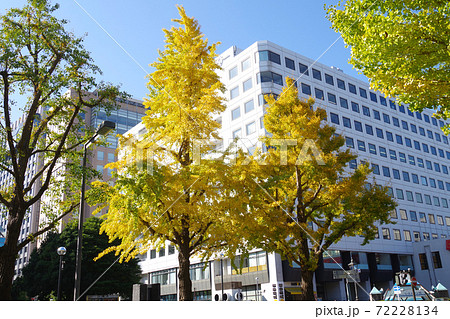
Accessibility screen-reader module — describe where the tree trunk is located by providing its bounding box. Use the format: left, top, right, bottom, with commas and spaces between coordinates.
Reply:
177, 243, 193, 301
0, 216, 21, 300
298, 238, 316, 301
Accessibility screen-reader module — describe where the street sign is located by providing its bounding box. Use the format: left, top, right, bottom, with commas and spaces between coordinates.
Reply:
394, 286, 401, 295
333, 269, 360, 282
410, 277, 417, 287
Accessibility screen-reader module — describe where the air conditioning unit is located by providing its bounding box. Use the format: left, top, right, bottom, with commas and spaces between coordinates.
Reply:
214, 293, 231, 301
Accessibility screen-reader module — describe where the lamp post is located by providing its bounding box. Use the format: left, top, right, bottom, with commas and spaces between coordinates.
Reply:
255, 277, 259, 301
220, 253, 224, 301
348, 258, 359, 301
73, 120, 115, 301
57, 247, 66, 301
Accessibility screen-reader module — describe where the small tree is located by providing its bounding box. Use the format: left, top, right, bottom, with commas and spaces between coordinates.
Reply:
326, 1, 450, 131
12, 217, 141, 300
0, 0, 124, 300
242, 78, 396, 300
93, 6, 245, 301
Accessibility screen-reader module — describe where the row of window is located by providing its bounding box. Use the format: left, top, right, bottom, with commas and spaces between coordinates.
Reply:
329, 106, 449, 148
254, 50, 447, 129
391, 208, 450, 226
380, 227, 447, 244
419, 252, 442, 270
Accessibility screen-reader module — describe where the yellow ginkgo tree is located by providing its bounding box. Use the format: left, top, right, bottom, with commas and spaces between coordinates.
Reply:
240, 78, 397, 301
92, 6, 247, 301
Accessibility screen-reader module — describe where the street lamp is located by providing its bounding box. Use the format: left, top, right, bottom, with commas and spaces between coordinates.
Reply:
57, 246, 66, 301
73, 120, 115, 301
348, 257, 359, 301
220, 253, 224, 301
255, 277, 259, 301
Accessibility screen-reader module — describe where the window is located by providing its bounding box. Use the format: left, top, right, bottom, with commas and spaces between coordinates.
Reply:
395, 134, 403, 145
370, 92, 377, 102
298, 63, 309, 75
368, 143, 376, 154
435, 132, 441, 141
231, 107, 241, 120
241, 58, 251, 71
423, 232, 430, 241
159, 247, 165, 257
433, 196, 440, 206
373, 110, 380, 120
412, 174, 419, 184
168, 245, 175, 255
244, 100, 254, 113
406, 191, 413, 201
345, 137, 354, 148
405, 138, 412, 148
442, 198, 448, 208
411, 124, 417, 133
382, 166, 390, 177
330, 113, 339, 125
390, 209, 398, 219
285, 57, 295, 70
393, 229, 401, 241
327, 93, 337, 104
382, 228, 391, 240
232, 128, 241, 139
402, 171, 410, 182
257, 71, 282, 85
438, 180, 444, 190
260, 116, 264, 129
312, 68, 322, 80
246, 122, 256, 135
424, 114, 430, 123
339, 97, 348, 109
337, 78, 345, 90
430, 146, 437, 155
430, 178, 436, 188
243, 78, 252, 92
354, 121, 362, 132
399, 209, 408, 220
429, 214, 435, 224
415, 193, 423, 203
424, 194, 432, 205
150, 249, 156, 259
419, 254, 428, 270
443, 165, 449, 174
230, 86, 239, 99
376, 128, 384, 139
410, 211, 418, 222
414, 232, 421, 243
259, 50, 281, 64
348, 83, 357, 94
357, 140, 366, 151
380, 96, 387, 106
97, 151, 104, 161
108, 153, 114, 163
392, 117, 399, 127
343, 117, 351, 128
325, 74, 334, 85
379, 147, 387, 157
396, 188, 404, 199
399, 153, 406, 163
372, 163, 380, 174
437, 215, 444, 225
408, 155, 415, 165
365, 124, 373, 135
417, 158, 424, 167
349, 159, 357, 169
96, 165, 103, 174
414, 140, 421, 150
389, 150, 397, 160
362, 105, 370, 116
447, 216, 450, 226
404, 230, 412, 242
399, 104, 405, 113
351, 102, 359, 113
426, 160, 432, 170
315, 88, 324, 100
301, 83, 311, 95
229, 66, 238, 79
386, 131, 393, 141
383, 113, 390, 124
389, 100, 396, 109
432, 252, 442, 269
419, 212, 427, 223
359, 88, 367, 98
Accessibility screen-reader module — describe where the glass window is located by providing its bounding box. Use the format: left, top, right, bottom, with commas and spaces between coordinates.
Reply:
312, 68, 322, 80
301, 83, 311, 95
376, 128, 383, 139
392, 169, 400, 179
379, 147, 387, 157
298, 63, 309, 75
159, 247, 165, 257
354, 121, 362, 132
343, 117, 351, 128
232, 128, 241, 139
389, 150, 397, 160
246, 122, 256, 135
437, 215, 444, 225
315, 88, 324, 100
419, 253, 428, 269
359, 88, 367, 98
392, 117, 399, 127
424, 114, 430, 123
96, 165, 103, 174
357, 140, 366, 151
229, 66, 238, 79
406, 191, 413, 201
383, 113, 390, 124
424, 194, 432, 205
386, 131, 393, 141
417, 158, 424, 167
259, 50, 281, 64
433, 196, 440, 206
370, 92, 377, 103
399, 153, 406, 163
403, 230, 412, 241
348, 83, 357, 94
241, 58, 251, 71
396, 188, 404, 199
150, 249, 156, 259
373, 110, 380, 120
382, 228, 391, 240
327, 93, 337, 104
412, 174, 419, 184
345, 137, 354, 148
408, 155, 415, 165
442, 198, 448, 208
337, 78, 345, 90
257, 71, 282, 85
380, 96, 387, 106
351, 102, 359, 113
393, 229, 401, 241
432, 252, 442, 269
230, 86, 239, 99
325, 74, 334, 85
382, 166, 390, 177
243, 78, 252, 92
402, 171, 410, 182
372, 163, 380, 175
395, 134, 403, 145
97, 151, 104, 161
447, 216, 450, 226
389, 100, 396, 109
428, 214, 435, 224
410, 211, 418, 221
411, 124, 417, 133
231, 107, 241, 120
330, 113, 339, 125
349, 159, 357, 169
365, 124, 373, 135
285, 57, 295, 70
414, 140, 421, 150
405, 138, 412, 148
398, 104, 405, 113
244, 99, 254, 113
362, 105, 370, 116
339, 97, 348, 109
368, 143, 376, 154
415, 193, 423, 203
399, 209, 408, 220
108, 153, 114, 163
414, 232, 421, 242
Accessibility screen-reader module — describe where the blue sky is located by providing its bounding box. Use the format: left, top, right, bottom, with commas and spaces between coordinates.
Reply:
1, 0, 367, 122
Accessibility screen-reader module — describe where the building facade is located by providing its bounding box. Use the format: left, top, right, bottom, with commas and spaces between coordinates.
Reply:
135, 41, 450, 301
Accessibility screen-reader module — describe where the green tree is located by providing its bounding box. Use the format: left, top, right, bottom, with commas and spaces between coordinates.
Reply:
12, 217, 141, 300
93, 6, 245, 301
326, 1, 450, 131
240, 78, 396, 300
0, 0, 124, 300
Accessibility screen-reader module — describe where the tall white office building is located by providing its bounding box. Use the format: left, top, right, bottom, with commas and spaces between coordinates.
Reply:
132, 40, 450, 301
